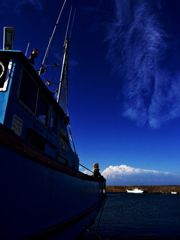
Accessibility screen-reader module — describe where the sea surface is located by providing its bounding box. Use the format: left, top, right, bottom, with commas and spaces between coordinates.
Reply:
80, 192, 180, 240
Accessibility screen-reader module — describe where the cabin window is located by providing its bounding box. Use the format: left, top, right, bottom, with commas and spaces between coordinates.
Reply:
56, 152, 69, 166
0, 58, 13, 91
60, 129, 69, 152
37, 94, 48, 125
19, 69, 38, 113
50, 107, 58, 134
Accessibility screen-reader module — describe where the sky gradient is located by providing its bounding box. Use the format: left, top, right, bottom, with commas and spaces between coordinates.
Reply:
1, 0, 180, 185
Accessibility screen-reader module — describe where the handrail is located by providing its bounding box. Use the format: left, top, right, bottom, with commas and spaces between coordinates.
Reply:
79, 163, 94, 174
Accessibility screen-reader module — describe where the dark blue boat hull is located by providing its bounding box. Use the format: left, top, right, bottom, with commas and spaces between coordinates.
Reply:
0, 125, 106, 239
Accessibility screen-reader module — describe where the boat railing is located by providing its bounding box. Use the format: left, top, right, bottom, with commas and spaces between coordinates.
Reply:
79, 163, 103, 179
79, 163, 94, 174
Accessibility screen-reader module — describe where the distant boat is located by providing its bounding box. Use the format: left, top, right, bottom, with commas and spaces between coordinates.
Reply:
127, 188, 144, 193
171, 191, 177, 194
0, 25, 106, 239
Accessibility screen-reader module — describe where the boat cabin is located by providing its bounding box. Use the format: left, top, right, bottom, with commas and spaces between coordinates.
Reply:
0, 50, 79, 170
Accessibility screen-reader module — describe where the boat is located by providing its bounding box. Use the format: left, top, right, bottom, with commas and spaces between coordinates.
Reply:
171, 192, 177, 194
0, 25, 106, 239
126, 188, 144, 193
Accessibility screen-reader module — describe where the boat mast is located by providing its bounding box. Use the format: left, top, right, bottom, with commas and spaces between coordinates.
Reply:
39, 0, 66, 75
57, 7, 77, 154
57, 6, 75, 111
57, 37, 70, 113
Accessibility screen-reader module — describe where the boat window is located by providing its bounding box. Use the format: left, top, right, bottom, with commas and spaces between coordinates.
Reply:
18, 69, 38, 113
50, 107, 58, 134
37, 94, 48, 125
0, 58, 13, 91
60, 129, 69, 152
56, 152, 68, 166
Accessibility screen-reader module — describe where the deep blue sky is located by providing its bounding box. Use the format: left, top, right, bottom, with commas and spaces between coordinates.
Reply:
1, 0, 180, 185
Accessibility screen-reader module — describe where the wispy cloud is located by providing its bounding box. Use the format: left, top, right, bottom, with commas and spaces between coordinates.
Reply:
19, 0, 43, 9
101, 165, 180, 185
1, 0, 44, 14
105, 0, 180, 128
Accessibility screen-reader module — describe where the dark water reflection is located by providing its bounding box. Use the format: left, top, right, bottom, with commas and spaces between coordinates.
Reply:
81, 193, 180, 240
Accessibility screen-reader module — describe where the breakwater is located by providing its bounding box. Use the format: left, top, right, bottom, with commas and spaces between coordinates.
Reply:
106, 185, 180, 194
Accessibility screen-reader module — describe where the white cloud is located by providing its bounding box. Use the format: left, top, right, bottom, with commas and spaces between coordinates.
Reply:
101, 165, 179, 185
102, 165, 164, 178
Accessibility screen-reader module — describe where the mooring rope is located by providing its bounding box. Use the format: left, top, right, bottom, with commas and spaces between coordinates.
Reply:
87, 196, 106, 240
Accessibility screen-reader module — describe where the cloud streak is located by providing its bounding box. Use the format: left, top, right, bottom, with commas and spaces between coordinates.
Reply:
101, 165, 180, 185
1, 0, 44, 14
105, 0, 180, 128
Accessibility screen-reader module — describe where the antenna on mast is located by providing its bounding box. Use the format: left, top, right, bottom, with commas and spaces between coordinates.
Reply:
25, 42, 30, 56
69, 7, 76, 39
39, 0, 67, 75
63, 6, 76, 44
64, 6, 72, 44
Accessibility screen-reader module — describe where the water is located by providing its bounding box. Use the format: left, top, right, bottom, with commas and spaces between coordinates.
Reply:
81, 193, 180, 240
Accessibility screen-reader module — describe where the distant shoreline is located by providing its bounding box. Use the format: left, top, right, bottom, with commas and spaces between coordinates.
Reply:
106, 185, 180, 194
